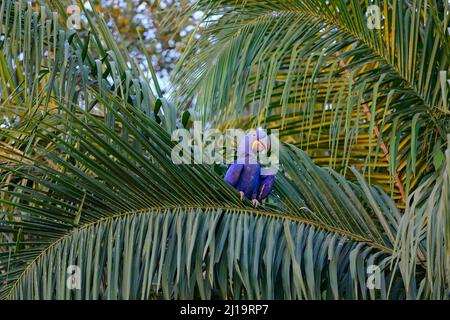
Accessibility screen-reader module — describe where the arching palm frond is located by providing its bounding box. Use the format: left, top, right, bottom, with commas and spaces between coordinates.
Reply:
172, 0, 450, 204
0, 0, 175, 216
0, 94, 416, 300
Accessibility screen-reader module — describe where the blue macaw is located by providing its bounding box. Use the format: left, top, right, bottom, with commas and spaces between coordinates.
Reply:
224, 130, 275, 207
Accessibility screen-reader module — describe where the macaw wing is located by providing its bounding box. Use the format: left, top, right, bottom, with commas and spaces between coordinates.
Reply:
257, 175, 275, 201
224, 163, 244, 188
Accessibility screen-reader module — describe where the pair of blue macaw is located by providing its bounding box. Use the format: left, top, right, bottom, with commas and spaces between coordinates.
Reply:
224, 130, 275, 207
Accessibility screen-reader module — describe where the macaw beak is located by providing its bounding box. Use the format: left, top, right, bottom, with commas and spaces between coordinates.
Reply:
251, 138, 270, 153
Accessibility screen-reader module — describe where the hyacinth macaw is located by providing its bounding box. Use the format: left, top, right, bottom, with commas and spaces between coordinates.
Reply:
224, 130, 275, 207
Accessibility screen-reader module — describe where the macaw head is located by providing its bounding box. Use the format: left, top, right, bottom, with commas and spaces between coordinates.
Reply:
238, 129, 271, 158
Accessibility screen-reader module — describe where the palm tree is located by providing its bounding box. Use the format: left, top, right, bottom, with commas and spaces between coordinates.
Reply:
0, 0, 448, 300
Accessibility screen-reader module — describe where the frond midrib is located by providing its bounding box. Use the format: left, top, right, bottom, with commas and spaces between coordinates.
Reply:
3, 203, 394, 300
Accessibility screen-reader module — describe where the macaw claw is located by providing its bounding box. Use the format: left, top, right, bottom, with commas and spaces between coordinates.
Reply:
239, 191, 245, 201
252, 199, 260, 208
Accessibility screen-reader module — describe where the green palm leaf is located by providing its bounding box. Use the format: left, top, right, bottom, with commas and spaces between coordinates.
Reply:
0, 95, 426, 299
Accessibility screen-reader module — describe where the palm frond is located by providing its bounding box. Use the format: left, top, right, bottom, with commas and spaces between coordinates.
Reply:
391, 134, 450, 299
171, 0, 450, 204
0, 95, 413, 299
0, 0, 446, 301
0, 0, 172, 133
